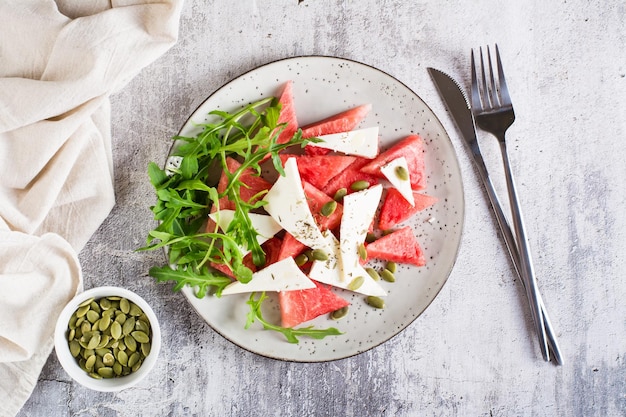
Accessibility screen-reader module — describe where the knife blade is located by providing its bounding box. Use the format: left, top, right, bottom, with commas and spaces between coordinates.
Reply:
428, 67, 562, 365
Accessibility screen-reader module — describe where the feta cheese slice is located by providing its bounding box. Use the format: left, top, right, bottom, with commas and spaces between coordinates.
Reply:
307, 126, 379, 158
208, 209, 283, 255
380, 157, 415, 206
262, 157, 328, 250
221, 257, 316, 295
340, 184, 385, 288
309, 231, 386, 296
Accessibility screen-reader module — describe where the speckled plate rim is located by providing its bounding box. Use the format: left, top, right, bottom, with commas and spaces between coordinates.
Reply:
164, 55, 465, 362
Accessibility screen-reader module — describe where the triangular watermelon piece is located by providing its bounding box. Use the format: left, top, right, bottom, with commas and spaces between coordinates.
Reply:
322, 157, 380, 197
378, 188, 438, 230
279, 154, 356, 190
301, 103, 372, 139
274, 81, 299, 145
209, 236, 283, 279
303, 181, 343, 231
279, 281, 350, 328
360, 134, 426, 190
365, 226, 426, 266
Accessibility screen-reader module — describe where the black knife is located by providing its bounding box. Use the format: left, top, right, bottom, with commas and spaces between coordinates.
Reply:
428, 67, 562, 365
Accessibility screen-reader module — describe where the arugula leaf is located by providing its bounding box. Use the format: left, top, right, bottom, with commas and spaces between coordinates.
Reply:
142, 97, 312, 296
245, 292, 343, 343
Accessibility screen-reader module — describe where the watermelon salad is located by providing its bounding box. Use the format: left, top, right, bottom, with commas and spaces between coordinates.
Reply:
143, 81, 438, 343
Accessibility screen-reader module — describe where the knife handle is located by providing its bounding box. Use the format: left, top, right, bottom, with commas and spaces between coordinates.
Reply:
472, 153, 563, 365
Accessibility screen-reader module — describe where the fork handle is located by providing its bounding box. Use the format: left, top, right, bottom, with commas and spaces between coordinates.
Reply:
471, 151, 562, 364
499, 140, 551, 361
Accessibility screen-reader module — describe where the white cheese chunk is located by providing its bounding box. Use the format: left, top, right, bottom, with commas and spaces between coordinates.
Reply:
380, 157, 415, 206
209, 209, 283, 255
309, 231, 386, 296
307, 126, 379, 158
262, 157, 328, 250
339, 184, 387, 296
221, 257, 316, 295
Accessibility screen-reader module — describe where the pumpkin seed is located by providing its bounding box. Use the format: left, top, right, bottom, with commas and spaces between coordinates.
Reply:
310, 249, 328, 261
357, 243, 367, 261
380, 269, 395, 283
89, 301, 101, 314
129, 303, 143, 317
86, 310, 99, 324
69, 340, 81, 357
330, 306, 349, 320
76, 305, 90, 318
85, 355, 96, 371
350, 180, 370, 191
86, 333, 101, 350
141, 342, 151, 357
110, 320, 122, 340
128, 352, 141, 368
113, 362, 123, 376
385, 261, 397, 273
88, 372, 103, 380
99, 315, 112, 332
78, 298, 94, 308
395, 165, 409, 181
365, 267, 380, 281
97, 335, 111, 349
116, 350, 128, 366
365, 232, 377, 243
80, 320, 91, 334
135, 319, 150, 333
115, 312, 127, 324
333, 188, 347, 201
131, 331, 150, 344
321, 200, 337, 217
97, 367, 114, 378
120, 298, 130, 314
81, 348, 94, 360
69, 314, 78, 329
366, 295, 385, 309
68, 328, 75, 342
99, 298, 111, 310
102, 352, 115, 367
122, 317, 136, 336
131, 361, 142, 373
95, 348, 110, 357
348, 276, 365, 291
294, 253, 308, 266
124, 335, 137, 352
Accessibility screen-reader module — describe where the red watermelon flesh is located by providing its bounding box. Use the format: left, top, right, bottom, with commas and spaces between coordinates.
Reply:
322, 156, 380, 197
279, 154, 356, 191
274, 81, 299, 145
301, 103, 372, 139
365, 226, 426, 267
303, 145, 331, 157
378, 188, 438, 230
360, 134, 426, 190
217, 157, 272, 204
277, 232, 307, 261
303, 181, 343, 231
209, 236, 282, 280
279, 281, 350, 328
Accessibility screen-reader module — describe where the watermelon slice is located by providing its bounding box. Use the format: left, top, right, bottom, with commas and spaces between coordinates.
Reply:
322, 156, 380, 197
303, 181, 343, 231
360, 134, 426, 190
378, 188, 438, 230
274, 81, 298, 145
279, 154, 356, 190
365, 226, 426, 266
302, 103, 372, 156
217, 157, 272, 204
279, 281, 350, 328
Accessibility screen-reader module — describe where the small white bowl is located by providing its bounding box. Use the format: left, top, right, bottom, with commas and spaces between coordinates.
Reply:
54, 286, 161, 392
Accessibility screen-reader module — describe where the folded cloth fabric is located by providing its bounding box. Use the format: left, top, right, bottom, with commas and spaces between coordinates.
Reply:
0, 1, 182, 415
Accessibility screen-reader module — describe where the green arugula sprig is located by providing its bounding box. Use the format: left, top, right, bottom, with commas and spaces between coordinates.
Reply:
140, 97, 312, 296
246, 292, 343, 343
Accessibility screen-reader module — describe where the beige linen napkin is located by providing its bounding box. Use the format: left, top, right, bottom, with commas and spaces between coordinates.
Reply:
0, 1, 182, 415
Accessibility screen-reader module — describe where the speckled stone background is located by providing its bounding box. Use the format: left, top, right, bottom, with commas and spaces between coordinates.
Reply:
17, 1, 626, 416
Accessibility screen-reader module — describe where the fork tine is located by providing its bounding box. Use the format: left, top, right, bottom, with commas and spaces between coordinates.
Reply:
478, 47, 491, 110
470, 49, 482, 112
495, 44, 512, 106
486, 46, 500, 108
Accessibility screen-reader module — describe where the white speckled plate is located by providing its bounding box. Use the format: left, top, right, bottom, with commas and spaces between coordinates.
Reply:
171, 56, 464, 362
